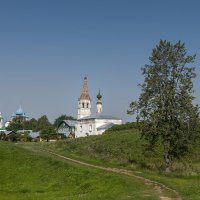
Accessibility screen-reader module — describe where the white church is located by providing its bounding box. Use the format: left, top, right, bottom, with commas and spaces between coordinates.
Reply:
57, 77, 122, 138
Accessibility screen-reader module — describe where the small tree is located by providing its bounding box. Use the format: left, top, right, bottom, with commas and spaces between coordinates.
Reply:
40, 124, 55, 141
38, 115, 56, 141
6, 117, 24, 132
128, 40, 199, 171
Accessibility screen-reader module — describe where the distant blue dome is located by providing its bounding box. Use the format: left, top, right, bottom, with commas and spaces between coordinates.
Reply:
15, 106, 24, 115
11, 106, 28, 120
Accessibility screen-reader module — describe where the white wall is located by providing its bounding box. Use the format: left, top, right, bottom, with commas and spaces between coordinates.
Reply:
75, 118, 122, 137
77, 99, 91, 119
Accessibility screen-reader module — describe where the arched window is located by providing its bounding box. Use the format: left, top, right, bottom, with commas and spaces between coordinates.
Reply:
87, 103, 89, 108
89, 124, 92, 132
82, 103, 84, 108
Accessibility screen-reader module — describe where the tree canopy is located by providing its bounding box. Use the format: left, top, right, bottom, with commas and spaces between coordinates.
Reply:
128, 40, 199, 171
37, 115, 55, 140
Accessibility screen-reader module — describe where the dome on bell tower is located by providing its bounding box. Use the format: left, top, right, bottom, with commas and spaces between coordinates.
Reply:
96, 89, 102, 113
97, 89, 102, 100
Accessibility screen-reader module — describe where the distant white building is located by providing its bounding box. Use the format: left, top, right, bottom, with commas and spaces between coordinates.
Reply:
75, 77, 122, 137
0, 113, 3, 129
58, 77, 122, 138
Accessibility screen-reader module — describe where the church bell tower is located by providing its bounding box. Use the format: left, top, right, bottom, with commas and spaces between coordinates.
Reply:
77, 77, 91, 119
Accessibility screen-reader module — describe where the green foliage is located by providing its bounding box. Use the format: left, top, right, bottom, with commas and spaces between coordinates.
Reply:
0, 132, 32, 142
0, 142, 158, 200
128, 40, 199, 171
53, 114, 75, 128
6, 117, 24, 131
6, 115, 57, 140
38, 115, 56, 140
7, 117, 39, 132
23, 118, 38, 131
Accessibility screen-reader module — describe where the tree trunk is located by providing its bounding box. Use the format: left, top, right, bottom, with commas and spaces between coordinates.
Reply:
164, 141, 171, 172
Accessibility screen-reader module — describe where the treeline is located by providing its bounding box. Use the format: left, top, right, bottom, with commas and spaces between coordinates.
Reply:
6, 114, 75, 139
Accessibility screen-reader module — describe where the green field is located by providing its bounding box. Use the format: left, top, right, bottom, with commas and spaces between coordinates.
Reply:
1, 129, 200, 200
1, 141, 162, 200
26, 129, 200, 200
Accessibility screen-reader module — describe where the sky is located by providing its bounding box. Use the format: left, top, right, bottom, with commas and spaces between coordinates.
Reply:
0, 0, 200, 123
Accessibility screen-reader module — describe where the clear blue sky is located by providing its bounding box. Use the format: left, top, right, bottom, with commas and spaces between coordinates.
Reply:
0, 0, 199, 123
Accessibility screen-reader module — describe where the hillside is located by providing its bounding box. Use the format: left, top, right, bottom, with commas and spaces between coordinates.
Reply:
33, 129, 200, 172
0, 141, 163, 200
27, 128, 200, 200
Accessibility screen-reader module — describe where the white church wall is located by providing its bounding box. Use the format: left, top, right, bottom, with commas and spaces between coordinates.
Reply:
95, 119, 122, 129
76, 119, 96, 137
75, 118, 122, 137
95, 119, 122, 135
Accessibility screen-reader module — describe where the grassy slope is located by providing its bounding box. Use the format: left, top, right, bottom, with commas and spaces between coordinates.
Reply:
31, 129, 200, 200
0, 141, 159, 200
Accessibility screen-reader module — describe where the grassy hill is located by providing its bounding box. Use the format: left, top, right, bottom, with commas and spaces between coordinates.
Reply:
0, 141, 162, 200
28, 128, 200, 200
33, 129, 200, 173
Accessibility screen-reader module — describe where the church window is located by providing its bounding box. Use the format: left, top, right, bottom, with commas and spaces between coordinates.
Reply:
82, 103, 84, 108
80, 125, 82, 132
87, 103, 89, 108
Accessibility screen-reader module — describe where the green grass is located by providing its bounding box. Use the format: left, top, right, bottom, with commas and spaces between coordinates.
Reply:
30, 129, 200, 172
0, 141, 160, 200
141, 171, 200, 200
25, 129, 200, 200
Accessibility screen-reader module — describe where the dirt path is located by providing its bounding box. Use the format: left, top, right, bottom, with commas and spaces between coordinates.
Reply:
40, 149, 182, 200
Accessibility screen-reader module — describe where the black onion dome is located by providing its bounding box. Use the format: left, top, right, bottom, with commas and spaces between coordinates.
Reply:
97, 89, 102, 99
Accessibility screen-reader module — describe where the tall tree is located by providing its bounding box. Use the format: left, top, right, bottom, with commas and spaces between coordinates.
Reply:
38, 115, 56, 140
29, 118, 38, 132
128, 40, 199, 171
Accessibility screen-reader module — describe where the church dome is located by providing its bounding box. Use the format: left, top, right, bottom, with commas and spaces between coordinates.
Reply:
15, 106, 24, 115
97, 89, 102, 100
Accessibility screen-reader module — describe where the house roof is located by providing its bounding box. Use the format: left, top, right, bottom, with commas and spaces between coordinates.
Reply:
77, 113, 121, 121
3, 131, 15, 135
29, 132, 40, 138
62, 120, 76, 127
97, 123, 115, 131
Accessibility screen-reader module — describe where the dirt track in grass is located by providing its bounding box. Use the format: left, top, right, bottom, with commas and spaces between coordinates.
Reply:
40, 149, 182, 200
